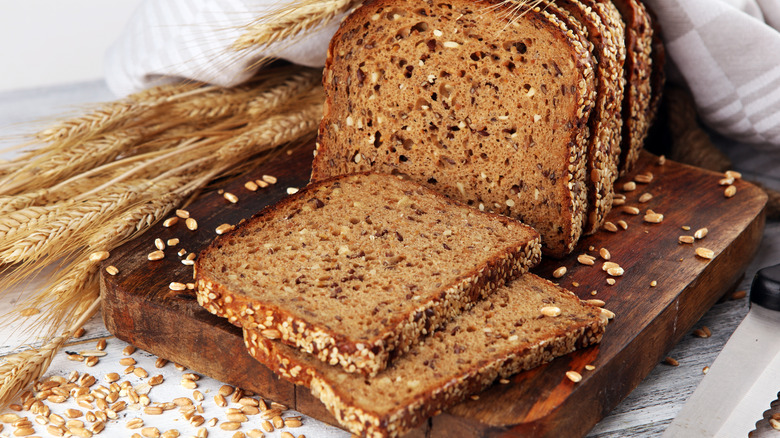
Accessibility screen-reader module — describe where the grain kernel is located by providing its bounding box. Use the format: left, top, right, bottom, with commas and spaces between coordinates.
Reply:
272, 416, 284, 428
185, 218, 198, 231
644, 212, 664, 223
261, 175, 277, 184
725, 170, 742, 180
540, 306, 561, 317
638, 192, 653, 203
103, 373, 119, 383
73, 327, 86, 338
612, 197, 626, 206
623, 181, 636, 191
552, 266, 567, 278
678, 236, 695, 244
148, 250, 164, 261
694, 228, 708, 239
134, 367, 148, 378
122, 345, 136, 355
284, 418, 303, 428
247, 431, 264, 438
142, 427, 161, 438
219, 385, 234, 396
599, 248, 610, 260
577, 254, 595, 266
622, 206, 640, 215
216, 224, 234, 235
163, 217, 178, 227
731, 290, 747, 300
635, 172, 653, 183
607, 267, 624, 277
617, 220, 628, 230
286, 187, 299, 195
126, 418, 144, 429
89, 251, 110, 262
214, 394, 227, 407
148, 375, 164, 386
606, 278, 616, 285
161, 429, 180, 438
13, 427, 35, 436
245, 181, 258, 191
664, 357, 679, 366
85, 356, 98, 367
280, 433, 295, 438
261, 420, 274, 432
695, 247, 715, 259
220, 422, 241, 431
650, 280, 658, 287
105, 265, 119, 276
565, 371, 582, 383
169, 282, 186, 291
603, 222, 618, 233
181, 379, 198, 389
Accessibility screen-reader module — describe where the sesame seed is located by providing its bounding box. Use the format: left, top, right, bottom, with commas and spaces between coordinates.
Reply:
261, 175, 277, 184
224, 192, 239, 203
695, 247, 715, 259
185, 218, 198, 231
175, 209, 190, 219
724, 185, 737, 198
566, 371, 582, 383
552, 266, 567, 278
163, 217, 178, 227
216, 224, 234, 235
244, 181, 258, 191
540, 306, 561, 317
148, 250, 164, 261
105, 265, 119, 276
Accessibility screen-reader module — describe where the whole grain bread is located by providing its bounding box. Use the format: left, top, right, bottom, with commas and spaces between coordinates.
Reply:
610, 0, 654, 175
311, 0, 596, 257
244, 273, 609, 438
555, 0, 626, 234
195, 172, 541, 376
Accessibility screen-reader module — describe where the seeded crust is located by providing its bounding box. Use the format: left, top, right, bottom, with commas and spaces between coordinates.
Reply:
311, 0, 596, 257
555, 0, 626, 234
244, 273, 608, 438
611, 0, 654, 175
195, 172, 541, 377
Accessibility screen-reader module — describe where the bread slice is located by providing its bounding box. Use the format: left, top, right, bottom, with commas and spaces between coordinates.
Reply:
554, 0, 626, 234
244, 273, 609, 438
311, 0, 596, 257
195, 172, 541, 376
611, 0, 654, 175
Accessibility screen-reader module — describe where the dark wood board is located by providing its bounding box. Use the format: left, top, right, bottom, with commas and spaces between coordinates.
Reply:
101, 142, 767, 437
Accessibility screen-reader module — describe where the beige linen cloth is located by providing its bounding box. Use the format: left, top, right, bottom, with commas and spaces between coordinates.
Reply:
105, 0, 780, 149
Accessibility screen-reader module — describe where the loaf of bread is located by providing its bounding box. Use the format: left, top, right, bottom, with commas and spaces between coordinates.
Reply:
556, 0, 626, 234
244, 273, 609, 438
610, 0, 654, 175
195, 172, 541, 376
311, 0, 597, 257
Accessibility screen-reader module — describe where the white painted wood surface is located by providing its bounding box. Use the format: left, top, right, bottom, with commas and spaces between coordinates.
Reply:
1, 81, 778, 437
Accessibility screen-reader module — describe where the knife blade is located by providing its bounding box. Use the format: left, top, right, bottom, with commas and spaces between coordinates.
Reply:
664, 263, 780, 438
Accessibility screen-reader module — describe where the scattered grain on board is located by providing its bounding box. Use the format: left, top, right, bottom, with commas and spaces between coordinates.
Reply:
599, 248, 611, 260
148, 250, 164, 261
694, 228, 708, 239
679, 236, 695, 244
622, 206, 640, 215
664, 357, 679, 366
603, 221, 618, 233
623, 181, 637, 192
154, 238, 165, 250
224, 192, 239, 203
552, 266, 567, 278
244, 181, 259, 191
724, 185, 736, 198
638, 192, 653, 203
105, 265, 119, 276
635, 172, 653, 183
185, 218, 198, 231
695, 247, 715, 259
566, 370, 582, 383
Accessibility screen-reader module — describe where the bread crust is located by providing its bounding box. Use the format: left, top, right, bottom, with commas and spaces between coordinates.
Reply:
244, 275, 608, 438
195, 172, 542, 377
312, 0, 596, 257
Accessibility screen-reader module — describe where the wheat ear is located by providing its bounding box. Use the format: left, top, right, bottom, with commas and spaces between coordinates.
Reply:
233, 0, 361, 50
0, 297, 101, 408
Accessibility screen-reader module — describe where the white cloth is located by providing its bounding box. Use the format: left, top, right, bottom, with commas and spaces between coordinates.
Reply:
106, 0, 780, 149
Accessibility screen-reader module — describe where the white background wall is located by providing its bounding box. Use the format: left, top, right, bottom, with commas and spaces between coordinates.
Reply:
0, 1, 144, 93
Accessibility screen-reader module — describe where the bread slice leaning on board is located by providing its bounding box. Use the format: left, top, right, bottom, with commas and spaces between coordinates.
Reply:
311, 0, 660, 255
244, 273, 610, 438
195, 172, 542, 377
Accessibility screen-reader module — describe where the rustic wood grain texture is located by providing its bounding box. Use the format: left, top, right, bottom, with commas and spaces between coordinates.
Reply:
100, 144, 767, 438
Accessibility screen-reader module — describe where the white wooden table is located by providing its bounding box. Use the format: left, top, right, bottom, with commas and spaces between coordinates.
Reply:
1, 81, 779, 438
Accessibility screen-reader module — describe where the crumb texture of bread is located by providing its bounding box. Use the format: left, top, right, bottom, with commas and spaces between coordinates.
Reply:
196, 172, 541, 376
312, 0, 596, 257
245, 273, 608, 438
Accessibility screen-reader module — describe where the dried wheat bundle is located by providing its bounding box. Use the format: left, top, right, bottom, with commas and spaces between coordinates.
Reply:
233, 0, 363, 51
0, 64, 325, 407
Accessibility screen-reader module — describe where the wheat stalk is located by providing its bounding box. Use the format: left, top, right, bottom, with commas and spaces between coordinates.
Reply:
233, 0, 361, 50
36, 101, 150, 144
0, 297, 101, 408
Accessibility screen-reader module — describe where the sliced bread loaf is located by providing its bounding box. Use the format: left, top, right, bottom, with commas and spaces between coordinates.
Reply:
555, 0, 626, 234
195, 172, 541, 376
311, 0, 596, 257
611, 0, 654, 175
244, 273, 609, 438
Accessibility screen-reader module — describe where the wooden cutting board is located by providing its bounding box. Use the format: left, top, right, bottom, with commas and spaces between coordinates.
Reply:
101, 142, 767, 437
